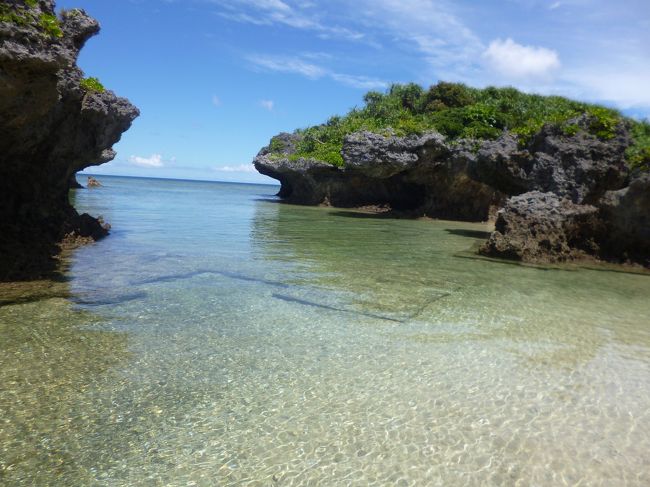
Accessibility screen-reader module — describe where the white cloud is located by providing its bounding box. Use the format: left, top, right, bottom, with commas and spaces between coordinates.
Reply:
215, 0, 650, 114
353, 0, 484, 75
214, 164, 257, 173
248, 54, 326, 78
211, 95, 221, 107
329, 73, 387, 90
564, 64, 650, 109
483, 38, 560, 78
213, 0, 364, 41
248, 53, 386, 89
129, 154, 164, 167
260, 99, 275, 110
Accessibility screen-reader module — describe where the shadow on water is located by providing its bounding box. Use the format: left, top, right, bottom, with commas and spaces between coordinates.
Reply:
328, 210, 397, 219
444, 228, 492, 239
71, 290, 148, 307
272, 293, 405, 323
134, 269, 291, 289
456, 250, 650, 276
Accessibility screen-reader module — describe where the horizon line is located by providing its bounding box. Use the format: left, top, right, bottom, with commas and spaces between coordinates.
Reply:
77, 172, 279, 187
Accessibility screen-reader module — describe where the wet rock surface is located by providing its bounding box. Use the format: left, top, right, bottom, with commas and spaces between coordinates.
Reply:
0, 1, 139, 280
255, 119, 649, 266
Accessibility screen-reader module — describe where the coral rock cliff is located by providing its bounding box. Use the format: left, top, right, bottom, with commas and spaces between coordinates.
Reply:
255, 117, 649, 267
0, 0, 139, 280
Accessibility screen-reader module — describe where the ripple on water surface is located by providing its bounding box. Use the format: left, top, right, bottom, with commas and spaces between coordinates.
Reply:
1, 176, 649, 486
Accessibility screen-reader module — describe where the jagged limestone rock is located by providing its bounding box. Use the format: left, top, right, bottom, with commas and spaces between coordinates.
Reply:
0, 0, 139, 280
255, 120, 648, 267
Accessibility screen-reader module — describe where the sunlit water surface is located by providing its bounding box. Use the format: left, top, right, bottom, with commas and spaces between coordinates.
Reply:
1, 176, 649, 486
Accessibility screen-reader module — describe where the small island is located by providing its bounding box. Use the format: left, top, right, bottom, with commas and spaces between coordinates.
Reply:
255, 82, 650, 267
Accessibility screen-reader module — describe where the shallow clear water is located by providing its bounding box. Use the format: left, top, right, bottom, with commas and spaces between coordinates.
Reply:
1, 176, 649, 486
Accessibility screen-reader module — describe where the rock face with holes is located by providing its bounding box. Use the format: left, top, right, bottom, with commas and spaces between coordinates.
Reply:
0, 0, 139, 280
479, 191, 602, 263
255, 117, 649, 267
254, 131, 503, 221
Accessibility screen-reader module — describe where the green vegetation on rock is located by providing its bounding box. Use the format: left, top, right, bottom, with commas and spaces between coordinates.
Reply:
0, 2, 63, 38
626, 121, 650, 170
80, 77, 105, 93
0, 3, 32, 26
38, 12, 63, 38
270, 82, 648, 169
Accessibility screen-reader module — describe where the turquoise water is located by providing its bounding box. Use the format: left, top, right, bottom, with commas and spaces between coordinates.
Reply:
1, 175, 649, 485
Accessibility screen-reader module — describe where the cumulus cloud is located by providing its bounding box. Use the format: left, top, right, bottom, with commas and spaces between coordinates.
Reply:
483, 38, 560, 78
214, 164, 257, 173
129, 154, 164, 167
260, 99, 275, 110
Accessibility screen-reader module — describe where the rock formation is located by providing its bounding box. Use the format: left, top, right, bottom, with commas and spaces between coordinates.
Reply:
255, 131, 503, 221
0, 0, 139, 280
86, 176, 101, 187
255, 116, 649, 267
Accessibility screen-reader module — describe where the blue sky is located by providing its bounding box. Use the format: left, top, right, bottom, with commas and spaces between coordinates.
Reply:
60, 0, 650, 183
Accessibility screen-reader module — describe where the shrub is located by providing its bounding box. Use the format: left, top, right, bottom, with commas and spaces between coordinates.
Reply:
423, 82, 476, 110
39, 13, 62, 38
626, 120, 650, 170
267, 81, 642, 168
585, 106, 620, 140
80, 77, 105, 93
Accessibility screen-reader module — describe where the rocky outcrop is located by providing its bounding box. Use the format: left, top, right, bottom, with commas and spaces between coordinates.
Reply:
86, 176, 101, 187
255, 118, 649, 267
479, 192, 601, 263
469, 119, 630, 204
0, 1, 139, 280
597, 172, 650, 266
255, 131, 503, 221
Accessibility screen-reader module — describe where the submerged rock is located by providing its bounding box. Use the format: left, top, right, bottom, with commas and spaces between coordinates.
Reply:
0, 1, 139, 280
87, 176, 101, 187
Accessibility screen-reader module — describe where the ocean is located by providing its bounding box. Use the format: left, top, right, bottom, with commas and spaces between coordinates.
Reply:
1, 175, 649, 485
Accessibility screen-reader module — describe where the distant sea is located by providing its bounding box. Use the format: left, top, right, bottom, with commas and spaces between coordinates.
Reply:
1, 174, 649, 485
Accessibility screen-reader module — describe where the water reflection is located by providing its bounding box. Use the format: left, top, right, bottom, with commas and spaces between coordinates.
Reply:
250, 200, 650, 368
